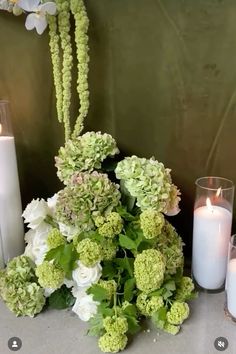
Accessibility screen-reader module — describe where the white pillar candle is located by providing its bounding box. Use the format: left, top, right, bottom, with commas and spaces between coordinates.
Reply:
192, 202, 232, 290
226, 258, 236, 318
0, 135, 24, 262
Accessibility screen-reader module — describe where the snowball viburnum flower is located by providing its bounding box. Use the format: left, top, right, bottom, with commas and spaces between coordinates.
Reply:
17, 0, 57, 35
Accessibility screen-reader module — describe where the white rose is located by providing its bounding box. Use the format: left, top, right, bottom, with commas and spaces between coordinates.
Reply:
22, 198, 49, 229
47, 194, 58, 216
72, 261, 102, 288
72, 294, 98, 321
44, 288, 55, 298
24, 222, 52, 265
64, 278, 75, 289
58, 223, 79, 242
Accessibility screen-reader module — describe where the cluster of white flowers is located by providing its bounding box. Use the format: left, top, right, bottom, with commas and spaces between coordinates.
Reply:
22, 195, 57, 265
71, 261, 102, 321
0, 0, 57, 35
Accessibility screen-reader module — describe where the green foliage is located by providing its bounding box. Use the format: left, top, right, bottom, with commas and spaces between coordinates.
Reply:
152, 307, 167, 330
48, 285, 75, 309
124, 278, 136, 302
45, 243, 79, 278
87, 284, 110, 302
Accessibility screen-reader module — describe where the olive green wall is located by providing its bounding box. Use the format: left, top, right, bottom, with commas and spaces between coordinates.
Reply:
0, 0, 236, 256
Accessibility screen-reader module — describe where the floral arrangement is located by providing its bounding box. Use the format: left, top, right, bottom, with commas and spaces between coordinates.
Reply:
0, 1, 196, 353
0, 131, 196, 352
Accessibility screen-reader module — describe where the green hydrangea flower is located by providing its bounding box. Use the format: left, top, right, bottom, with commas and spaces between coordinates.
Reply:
55, 132, 119, 183
98, 212, 123, 238
134, 249, 166, 293
47, 228, 66, 250
166, 301, 190, 325
94, 215, 105, 227
77, 238, 102, 267
140, 209, 164, 239
6, 255, 35, 283
99, 280, 117, 300
163, 323, 180, 335
98, 332, 128, 353
115, 156, 180, 213
175, 277, 195, 302
1, 281, 45, 317
103, 316, 128, 335
101, 239, 117, 261
35, 261, 65, 290
55, 171, 121, 233
136, 293, 164, 316
157, 221, 184, 276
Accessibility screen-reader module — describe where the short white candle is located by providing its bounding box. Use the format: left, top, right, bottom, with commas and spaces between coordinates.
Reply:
0, 135, 24, 262
226, 258, 236, 318
192, 202, 232, 290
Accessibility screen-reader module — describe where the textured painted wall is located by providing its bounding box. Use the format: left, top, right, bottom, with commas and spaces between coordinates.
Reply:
0, 0, 236, 256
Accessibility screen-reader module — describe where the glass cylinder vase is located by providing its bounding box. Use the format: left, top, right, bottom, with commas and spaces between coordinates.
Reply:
0, 100, 24, 263
225, 235, 236, 321
192, 176, 234, 292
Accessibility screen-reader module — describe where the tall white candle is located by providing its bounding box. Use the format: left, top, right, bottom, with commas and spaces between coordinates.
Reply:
226, 258, 236, 318
192, 203, 232, 290
0, 135, 24, 262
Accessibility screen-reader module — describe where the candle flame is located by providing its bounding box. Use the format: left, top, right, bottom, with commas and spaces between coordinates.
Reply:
216, 187, 222, 197
0, 123, 2, 135
206, 197, 213, 212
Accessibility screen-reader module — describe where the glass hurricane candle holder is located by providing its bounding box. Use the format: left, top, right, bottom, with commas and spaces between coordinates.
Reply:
225, 235, 236, 322
192, 177, 234, 292
0, 100, 24, 262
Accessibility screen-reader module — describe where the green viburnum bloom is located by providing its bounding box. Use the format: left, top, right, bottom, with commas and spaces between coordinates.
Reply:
163, 323, 180, 335
99, 280, 117, 300
103, 316, 128, 335
35, 261, 65, 290
175, 277, 195, 302
115, 156, 180, 213
166, 301, 190, 325
136, 293, 164, 316
55, 132, 119, 183
77, 238, 102, 267
101, 239, 117, 261
98, 332, 128, 353
55, 171, 121, 233
47, 228, 66, 250
140, 209, 164, 239
157, 221, 184, 276
1, 280, 45, 317
6, 255, 35, 283
134, 249, 166, 293
98, 212, 123, 238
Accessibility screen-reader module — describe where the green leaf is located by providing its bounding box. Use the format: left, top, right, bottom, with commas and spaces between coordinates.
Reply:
164, 280, 176, 292
87, 313, 104, 337
152, 307, 167, 330
126, 316, 141, 334
114, 258, 134, 277
163, 289, 173, 300
102, 261, 117, 279
97, 302, 114, 317
87, 285, 110, 302
48, 286, 75, 310
124, 278, 136, 302
45, 243, 79, 279
116, 206, 136, 221
123, 304, 138, 318
119, 234, 137, 250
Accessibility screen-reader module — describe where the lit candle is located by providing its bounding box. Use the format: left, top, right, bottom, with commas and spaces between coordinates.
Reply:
192, 196, 232, 290
0, 102, 24, 263
226, 258, 236, 318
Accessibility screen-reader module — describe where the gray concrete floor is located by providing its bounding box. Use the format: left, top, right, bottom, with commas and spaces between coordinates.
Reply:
0, 292, 235, 354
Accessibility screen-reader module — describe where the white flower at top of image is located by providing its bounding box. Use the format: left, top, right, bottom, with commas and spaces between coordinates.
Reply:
58, 223, 79, 242
24, 222, 52, 265
22, 198, 49, 229
47, 193, 58, 217
72, 261, 102, 288
72, 293, 99, 322
17, 0, 57, 35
